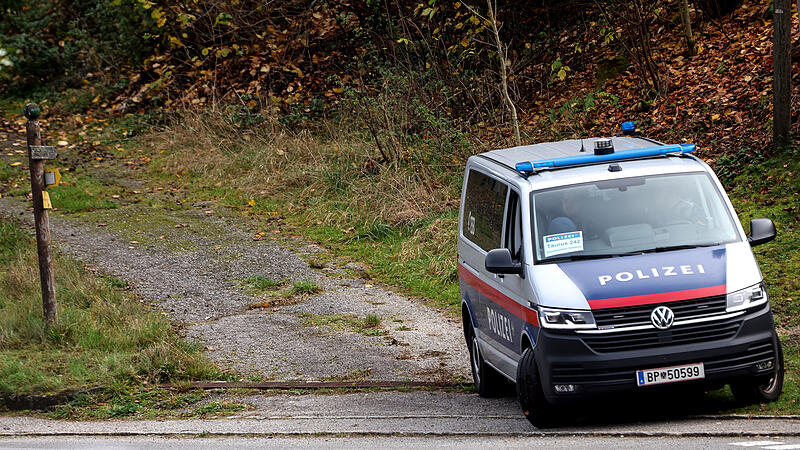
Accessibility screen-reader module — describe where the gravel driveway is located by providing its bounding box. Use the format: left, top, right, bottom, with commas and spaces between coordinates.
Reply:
0, 128, 470, 383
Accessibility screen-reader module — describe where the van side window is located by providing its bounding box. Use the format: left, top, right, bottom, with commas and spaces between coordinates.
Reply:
463, 169, 508, 251
505, 191, 522, 261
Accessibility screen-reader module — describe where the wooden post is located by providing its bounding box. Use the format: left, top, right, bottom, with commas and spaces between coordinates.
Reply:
679, 0, 696, 56
24, 103, 58, 325
774, 0, 791, 146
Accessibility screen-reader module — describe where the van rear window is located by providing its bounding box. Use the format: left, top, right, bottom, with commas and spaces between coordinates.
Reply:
463, 170, 508, 251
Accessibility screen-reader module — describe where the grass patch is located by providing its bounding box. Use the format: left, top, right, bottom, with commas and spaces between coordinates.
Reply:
0, 219, 226, 417
47, 176, 118, 212
242, 278, 321, 309
286, 280, 321, 296
240, 275, 285, 292
363, 314, 382, 328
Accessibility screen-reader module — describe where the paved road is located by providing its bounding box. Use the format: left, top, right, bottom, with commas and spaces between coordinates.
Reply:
1, 391, 799, 439
2, 414, 799, 437
2, 436, 800, 449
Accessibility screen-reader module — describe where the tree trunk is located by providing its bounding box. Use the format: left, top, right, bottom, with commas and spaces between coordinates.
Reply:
487, 0, 521, 146
774, 0, 791, 146
680, 0, 697, 56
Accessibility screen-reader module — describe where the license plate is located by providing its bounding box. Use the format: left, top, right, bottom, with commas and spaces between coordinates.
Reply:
636, 362, 704, 387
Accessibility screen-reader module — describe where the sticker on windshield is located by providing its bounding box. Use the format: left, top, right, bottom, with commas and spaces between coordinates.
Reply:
543, 231, 583, 258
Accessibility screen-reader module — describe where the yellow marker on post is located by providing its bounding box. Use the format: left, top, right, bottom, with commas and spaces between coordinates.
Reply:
44, 168, 61, 187
41, 191, 52, 209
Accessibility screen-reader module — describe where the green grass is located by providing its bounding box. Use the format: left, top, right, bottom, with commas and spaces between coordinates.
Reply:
240, 275, 284, 292
47, 174, 118, 212
285, 280, 321, 296
0, 219, 227, 418
724, 145, 800, 329
239, 277, 320, 298
0, 164, 119, 213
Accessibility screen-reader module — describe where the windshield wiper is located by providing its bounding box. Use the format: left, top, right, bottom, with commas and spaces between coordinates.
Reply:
543, 242, 726, 263
643, 242, 725, 253
545, 251, 643, 263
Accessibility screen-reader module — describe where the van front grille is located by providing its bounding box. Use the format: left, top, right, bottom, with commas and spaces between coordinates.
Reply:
581, 317, 742, 353
593, 294, 728, 328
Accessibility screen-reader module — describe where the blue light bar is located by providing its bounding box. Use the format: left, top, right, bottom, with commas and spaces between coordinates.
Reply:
516, 161, 534, 174
621, 121, 636, 135
516, 143, 696, 173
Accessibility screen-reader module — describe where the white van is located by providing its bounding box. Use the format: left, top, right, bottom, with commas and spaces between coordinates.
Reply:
457, 126, 783, 427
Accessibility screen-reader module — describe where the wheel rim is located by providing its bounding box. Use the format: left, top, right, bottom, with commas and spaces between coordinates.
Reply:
759, 372, 778, 394
471, 335, 481, 385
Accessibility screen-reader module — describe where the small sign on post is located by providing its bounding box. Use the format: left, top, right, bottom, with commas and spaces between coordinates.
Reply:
24, 103, 58, 325
29, 146, 58, 161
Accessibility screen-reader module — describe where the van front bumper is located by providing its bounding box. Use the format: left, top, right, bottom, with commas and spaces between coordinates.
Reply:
533, 305, 779, 404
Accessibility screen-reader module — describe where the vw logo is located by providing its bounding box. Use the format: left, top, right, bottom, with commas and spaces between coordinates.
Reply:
650, 306, 675, 329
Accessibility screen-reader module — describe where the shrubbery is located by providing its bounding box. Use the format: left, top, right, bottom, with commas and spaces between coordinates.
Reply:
0, 0, 155, 94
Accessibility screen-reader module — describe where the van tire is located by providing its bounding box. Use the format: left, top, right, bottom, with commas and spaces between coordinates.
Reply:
516, 347, 560, 428
730, 336, 784, 404
467, 324, 506, 398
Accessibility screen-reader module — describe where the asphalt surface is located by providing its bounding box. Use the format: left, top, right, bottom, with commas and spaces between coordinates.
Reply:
0, 414, 799, 437
1, 391, 799, 437
1, 436, 800, 449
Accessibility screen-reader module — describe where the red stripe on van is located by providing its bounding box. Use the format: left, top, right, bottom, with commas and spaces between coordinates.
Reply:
458, 263, 539, 327
587, 284, 727, 309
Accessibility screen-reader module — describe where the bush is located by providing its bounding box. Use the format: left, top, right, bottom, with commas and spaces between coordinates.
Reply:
0, 0, 156, 93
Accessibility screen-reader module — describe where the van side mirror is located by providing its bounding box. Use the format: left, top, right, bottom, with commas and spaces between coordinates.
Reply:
485, 248, 523, 276
748, 218, 776, 246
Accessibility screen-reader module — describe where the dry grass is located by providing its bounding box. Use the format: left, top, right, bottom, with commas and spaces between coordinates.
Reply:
149, 110, 460, 228
398, 216, 459, 283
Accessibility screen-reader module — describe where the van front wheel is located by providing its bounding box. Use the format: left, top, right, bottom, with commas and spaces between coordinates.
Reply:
731, 336, 784, 404
516, 347, 560, 428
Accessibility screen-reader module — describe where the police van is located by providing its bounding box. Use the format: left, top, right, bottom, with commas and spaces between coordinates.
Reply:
458, 123, 784, 427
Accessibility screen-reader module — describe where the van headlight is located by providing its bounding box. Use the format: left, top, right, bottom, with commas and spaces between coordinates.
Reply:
539, 307, 596, 330
726, 283, 768, 312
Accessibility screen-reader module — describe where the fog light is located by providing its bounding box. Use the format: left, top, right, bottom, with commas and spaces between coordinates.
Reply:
553, 384, 577, 393
755, 360, 774, 371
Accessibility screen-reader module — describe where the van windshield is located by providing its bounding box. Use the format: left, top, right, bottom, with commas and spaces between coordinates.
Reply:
531, 172, 740, 263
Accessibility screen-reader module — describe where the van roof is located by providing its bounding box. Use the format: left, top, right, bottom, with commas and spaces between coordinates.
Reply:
479, 136, 664, 169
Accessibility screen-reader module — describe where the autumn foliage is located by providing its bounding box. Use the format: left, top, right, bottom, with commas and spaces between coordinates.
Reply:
1, 0, 797, 162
